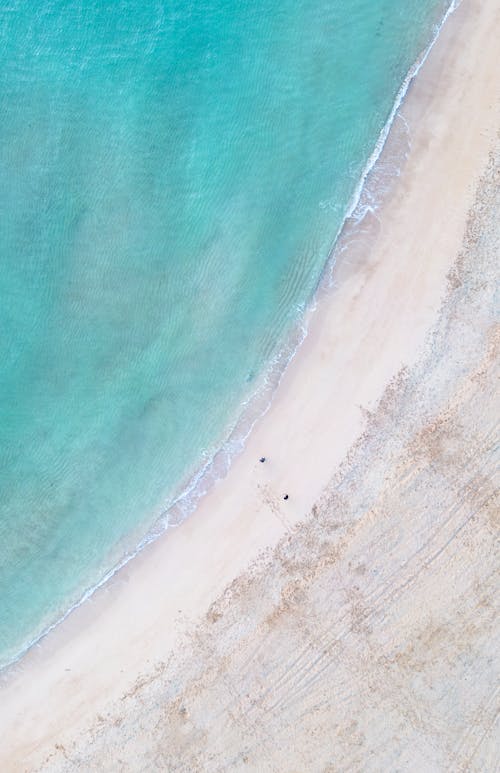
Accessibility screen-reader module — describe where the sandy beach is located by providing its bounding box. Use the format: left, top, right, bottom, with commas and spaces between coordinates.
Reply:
1, 0, 498, 769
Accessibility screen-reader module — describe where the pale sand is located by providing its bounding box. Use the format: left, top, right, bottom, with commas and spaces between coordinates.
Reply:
1, 0, 499, 770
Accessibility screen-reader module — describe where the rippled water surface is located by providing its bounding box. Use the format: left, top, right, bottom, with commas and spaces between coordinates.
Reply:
0, 0, 447, 666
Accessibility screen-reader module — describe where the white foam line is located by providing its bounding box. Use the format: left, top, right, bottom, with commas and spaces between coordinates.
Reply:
327, 0, 461, 253
0, 0, 460, 675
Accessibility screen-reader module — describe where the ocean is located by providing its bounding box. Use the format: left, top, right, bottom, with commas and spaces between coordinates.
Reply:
0, 0, 450, 668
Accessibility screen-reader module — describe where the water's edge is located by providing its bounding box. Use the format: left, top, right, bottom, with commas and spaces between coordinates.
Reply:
2, 0, 459, 674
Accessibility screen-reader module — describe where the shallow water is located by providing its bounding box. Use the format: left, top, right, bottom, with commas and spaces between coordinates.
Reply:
0, 0, 448, 667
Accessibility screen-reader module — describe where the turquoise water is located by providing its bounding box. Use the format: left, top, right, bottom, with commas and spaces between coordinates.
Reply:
0, 0, 448, 667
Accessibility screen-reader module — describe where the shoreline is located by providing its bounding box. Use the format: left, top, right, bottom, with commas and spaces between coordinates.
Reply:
1, 0, 499, 767
0, 0, 461, 676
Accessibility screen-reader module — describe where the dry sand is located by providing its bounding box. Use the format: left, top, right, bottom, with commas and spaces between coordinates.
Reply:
0, 0, 498, 770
